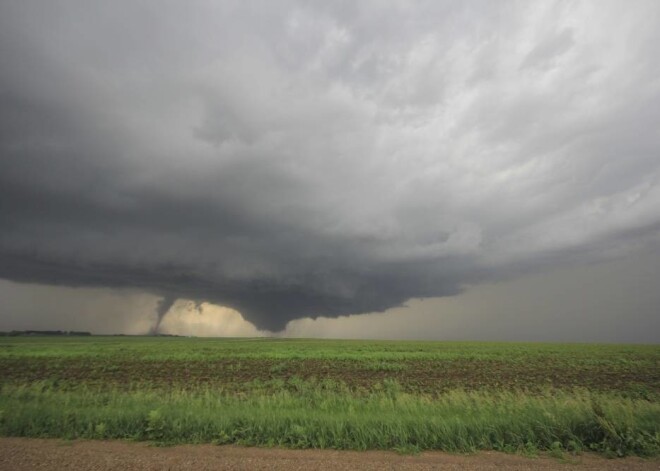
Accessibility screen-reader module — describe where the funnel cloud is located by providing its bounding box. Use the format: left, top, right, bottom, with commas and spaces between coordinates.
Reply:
151, 295, 176, 335
1, 1, 659, 332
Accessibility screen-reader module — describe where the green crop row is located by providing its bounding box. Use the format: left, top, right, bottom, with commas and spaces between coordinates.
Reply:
2, 337, 658, 365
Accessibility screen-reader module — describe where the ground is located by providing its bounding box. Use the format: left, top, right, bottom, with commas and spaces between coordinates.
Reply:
1, 438, 659, 470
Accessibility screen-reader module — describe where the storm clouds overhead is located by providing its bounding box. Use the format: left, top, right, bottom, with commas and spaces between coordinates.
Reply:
1, 1, 659, 333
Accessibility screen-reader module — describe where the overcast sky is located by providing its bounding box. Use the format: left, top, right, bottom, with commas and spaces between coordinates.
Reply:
1, 1, 659, 340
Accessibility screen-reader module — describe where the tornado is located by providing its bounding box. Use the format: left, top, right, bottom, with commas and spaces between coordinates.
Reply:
150, 295, 176, 335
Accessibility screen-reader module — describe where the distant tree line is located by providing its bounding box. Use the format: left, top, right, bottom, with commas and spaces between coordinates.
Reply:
0, 330, 92, 337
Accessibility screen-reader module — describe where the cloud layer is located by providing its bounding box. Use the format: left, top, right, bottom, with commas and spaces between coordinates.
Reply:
1, 1, 659, 330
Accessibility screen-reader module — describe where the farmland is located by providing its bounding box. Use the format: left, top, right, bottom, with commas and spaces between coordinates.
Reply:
1, 337, 659, 457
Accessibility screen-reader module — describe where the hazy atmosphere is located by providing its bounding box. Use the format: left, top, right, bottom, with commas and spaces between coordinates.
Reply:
1, 1, 659, 341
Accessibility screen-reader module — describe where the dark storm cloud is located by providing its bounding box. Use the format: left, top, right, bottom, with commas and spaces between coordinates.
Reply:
1, 1, 659, 331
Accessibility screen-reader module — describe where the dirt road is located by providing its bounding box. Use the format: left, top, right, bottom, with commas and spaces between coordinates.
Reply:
0, 438, 658, 470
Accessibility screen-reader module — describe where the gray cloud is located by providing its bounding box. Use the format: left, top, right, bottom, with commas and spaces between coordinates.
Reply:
1, 1, 659, 331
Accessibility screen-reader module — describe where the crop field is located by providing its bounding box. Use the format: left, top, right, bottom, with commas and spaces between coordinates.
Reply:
1, 337, 659, 457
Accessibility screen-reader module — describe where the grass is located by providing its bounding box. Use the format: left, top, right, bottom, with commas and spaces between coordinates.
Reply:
1, 337, 659, 457
1, 382, 658, 456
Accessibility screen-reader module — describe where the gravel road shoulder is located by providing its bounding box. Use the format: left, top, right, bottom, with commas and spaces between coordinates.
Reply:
1, 438, 658, 470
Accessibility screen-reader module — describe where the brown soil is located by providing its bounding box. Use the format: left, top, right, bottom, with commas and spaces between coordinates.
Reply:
2, 357, 658, 394
1, 438, 658, 471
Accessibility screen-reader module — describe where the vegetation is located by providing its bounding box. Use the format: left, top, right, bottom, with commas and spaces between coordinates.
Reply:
1, 337, 659, 457
0, 330, 91, 337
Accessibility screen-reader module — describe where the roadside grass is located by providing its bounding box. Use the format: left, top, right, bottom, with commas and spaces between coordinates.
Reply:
0, 381, 658, 457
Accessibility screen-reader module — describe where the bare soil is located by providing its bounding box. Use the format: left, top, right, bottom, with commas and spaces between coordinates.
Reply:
2, 357, 658, 394
1, 438, 658, 471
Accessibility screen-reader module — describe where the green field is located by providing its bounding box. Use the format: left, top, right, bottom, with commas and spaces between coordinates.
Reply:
1, 337, 659, 457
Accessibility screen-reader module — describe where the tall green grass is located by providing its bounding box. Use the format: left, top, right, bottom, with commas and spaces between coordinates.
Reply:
1, 380, 658, 457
